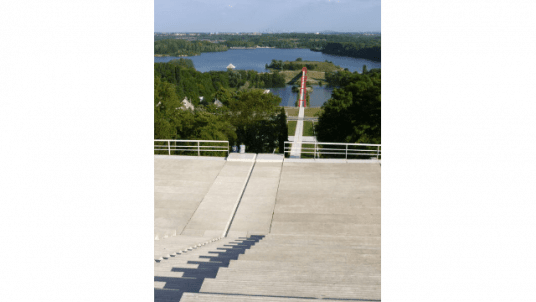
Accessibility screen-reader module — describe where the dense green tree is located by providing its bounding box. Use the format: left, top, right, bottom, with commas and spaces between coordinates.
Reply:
214, 86, 233, 106
315, 70, 381, 144
155, 61, 293, 154
154, 39, 228, 56
276, 107, 289, 153
155, 76, 180, 138
228, 89, 283, 153
154, 33, 380, 61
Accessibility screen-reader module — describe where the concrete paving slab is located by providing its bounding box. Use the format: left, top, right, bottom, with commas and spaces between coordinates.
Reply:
272, 213, 381, 224
301, 136, 317, 142
228, 162, 282, 235
154, 185, 211, 194
255, 153, 284, 162
154, 156, 225, 239
274, 204, 381, 216
182, 159, 254, 236
200, 280, 380, 300
180, 293, 353, 302
230, 197, 278, 213
154, 154, 227, 161
180, 229, 207, 237
153, 179, 214, 188
154, 192, 206, 203
226, 231, 248, 237
227, 153, 257, 162
275, 191, 381, 200
270, 221, 381, 236
154, 197, 203, 210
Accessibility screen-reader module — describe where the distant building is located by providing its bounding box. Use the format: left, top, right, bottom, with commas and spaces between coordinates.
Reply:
180, 97, 194, 110
214, 99, 223, 107
226, 63, 236, 69
263, 90, 270, 94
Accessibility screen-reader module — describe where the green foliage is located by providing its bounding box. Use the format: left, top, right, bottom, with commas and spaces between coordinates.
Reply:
155, 61, 286, 104
322, 42, 381, 62
303, 121, 314, 136
154, 39, 228, 56
267, 60, 341, 73
287, 121, 297, 136
154, 65, 288, 153
154, 76, 181, 139
227, 90, 284, 153
315, 69, 381, 144
277, 107, 288, 153
154, 33, 380, 61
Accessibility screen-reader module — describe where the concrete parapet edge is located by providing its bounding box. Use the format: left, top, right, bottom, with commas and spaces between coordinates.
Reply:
154, 154, 380, 164
154, 154, 226, 161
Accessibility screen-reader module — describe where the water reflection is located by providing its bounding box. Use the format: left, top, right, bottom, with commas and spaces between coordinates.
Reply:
268, 85, 333, 107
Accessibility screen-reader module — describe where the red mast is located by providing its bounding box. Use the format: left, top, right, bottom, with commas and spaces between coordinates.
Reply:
298, 67, 307, 107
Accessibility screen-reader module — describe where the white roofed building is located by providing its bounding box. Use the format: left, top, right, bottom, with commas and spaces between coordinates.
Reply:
180, 97, 194, 110
226, 63, 236, 69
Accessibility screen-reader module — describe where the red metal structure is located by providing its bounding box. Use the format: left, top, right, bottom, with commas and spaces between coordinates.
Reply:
298, 67, 307, 107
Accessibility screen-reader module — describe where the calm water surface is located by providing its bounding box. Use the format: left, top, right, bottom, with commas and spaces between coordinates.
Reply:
155, 48, 378, 106
268, 85, 333, 107
154, 48, 380, 73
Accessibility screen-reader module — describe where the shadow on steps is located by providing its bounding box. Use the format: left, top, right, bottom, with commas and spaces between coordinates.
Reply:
154, 235, 265, 301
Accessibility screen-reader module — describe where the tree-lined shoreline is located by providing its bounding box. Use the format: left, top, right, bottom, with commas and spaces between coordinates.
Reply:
154, 33, 381, 62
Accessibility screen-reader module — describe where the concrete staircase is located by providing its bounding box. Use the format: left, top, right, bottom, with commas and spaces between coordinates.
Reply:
155, 155, 381, 301
155, 234, 380, 301
154, 236, 265, 301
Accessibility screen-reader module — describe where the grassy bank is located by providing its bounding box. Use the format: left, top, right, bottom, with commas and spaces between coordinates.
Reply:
268, 61, 344, 85
303, 121, 314, 136
287, 121, 314, 137
287, 121, 297, 136
283, 107, 323, 117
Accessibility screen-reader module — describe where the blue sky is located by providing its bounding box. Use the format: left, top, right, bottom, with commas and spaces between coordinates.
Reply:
155, 0, 380, 32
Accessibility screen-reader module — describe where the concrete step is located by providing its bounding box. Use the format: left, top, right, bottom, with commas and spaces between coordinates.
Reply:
226, 260, 380, 272
236, 252, 380, 263
200, 280, 381, 300
261, 234, 381, 245
269, 221, 381, 236
155, 238, 229, 261
155, 237, 243, 262
180, 292, 360, 302
156, 260, 228, 270
220, 268, 380, 278
244, 244, 381, 253
234, 251, 381, 261
154, 264, 215, 272
214, 269, 381, 284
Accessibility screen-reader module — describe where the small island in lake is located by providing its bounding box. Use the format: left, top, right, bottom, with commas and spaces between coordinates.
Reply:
266, 58, 344, 85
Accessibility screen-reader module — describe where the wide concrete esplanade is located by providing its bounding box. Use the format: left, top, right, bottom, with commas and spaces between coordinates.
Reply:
289, 67, 308, 158
154, 141, 381, 301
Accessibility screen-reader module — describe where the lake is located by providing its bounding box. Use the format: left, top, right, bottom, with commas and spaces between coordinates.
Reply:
268, 85, 333, 107
154, 48, 380, 73
155, 48, 379, 107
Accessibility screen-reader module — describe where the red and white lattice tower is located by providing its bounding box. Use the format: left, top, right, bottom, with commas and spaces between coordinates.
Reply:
298, 67, 307, 107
